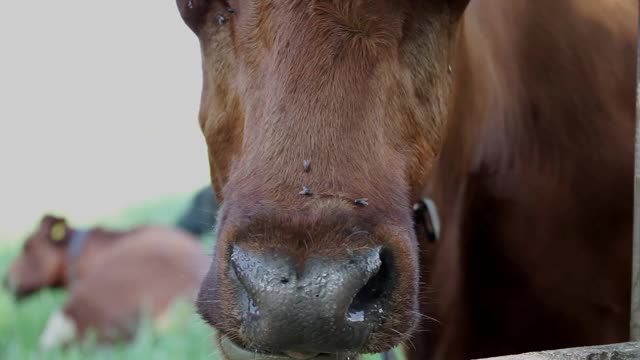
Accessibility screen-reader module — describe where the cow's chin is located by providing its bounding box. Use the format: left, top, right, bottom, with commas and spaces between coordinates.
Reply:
218, 335, 340, 360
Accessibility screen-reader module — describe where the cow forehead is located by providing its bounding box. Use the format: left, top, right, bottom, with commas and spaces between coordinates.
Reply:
194, 4, 458, 208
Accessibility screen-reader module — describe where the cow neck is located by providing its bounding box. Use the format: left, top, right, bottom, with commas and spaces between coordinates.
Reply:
65, 228, 91, 283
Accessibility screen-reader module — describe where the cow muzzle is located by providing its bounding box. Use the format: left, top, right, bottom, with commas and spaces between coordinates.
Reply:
226, 245, 393, 356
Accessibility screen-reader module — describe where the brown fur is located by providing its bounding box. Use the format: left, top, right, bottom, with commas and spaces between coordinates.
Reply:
412, 1, 637, 359
176, 0, 635, 358
178, 0, 469, 355
5, 215, 209, 344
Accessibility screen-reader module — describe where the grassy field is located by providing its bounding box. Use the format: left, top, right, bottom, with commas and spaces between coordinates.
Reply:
0, 191, 222, 360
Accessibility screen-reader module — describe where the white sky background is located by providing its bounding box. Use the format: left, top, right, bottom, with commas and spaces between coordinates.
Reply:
0, 1, 210, 238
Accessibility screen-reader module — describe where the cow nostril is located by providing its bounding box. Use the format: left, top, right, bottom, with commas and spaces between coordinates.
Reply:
347, 250, 392, 323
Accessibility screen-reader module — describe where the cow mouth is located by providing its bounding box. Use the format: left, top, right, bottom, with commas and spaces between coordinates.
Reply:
220, 336, 343, 360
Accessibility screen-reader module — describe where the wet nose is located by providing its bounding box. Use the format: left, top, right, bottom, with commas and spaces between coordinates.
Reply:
230, 245, 392, 354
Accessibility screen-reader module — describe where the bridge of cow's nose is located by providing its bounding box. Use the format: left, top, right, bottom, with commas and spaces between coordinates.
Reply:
229, 245, 393, 354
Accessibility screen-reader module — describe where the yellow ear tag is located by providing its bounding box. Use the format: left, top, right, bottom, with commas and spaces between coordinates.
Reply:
50, 223, 67, 242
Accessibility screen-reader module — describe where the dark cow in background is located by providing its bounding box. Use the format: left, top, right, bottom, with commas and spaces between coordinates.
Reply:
3, 214, 209, 349
176, 0, 637, 359
177, 186, 219, 237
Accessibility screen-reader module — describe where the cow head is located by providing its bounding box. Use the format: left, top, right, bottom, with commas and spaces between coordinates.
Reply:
3, 215, 71, 299
177, 0, 469, 358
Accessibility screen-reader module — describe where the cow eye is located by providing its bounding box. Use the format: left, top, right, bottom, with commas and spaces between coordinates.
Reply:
177, 0, 213, 34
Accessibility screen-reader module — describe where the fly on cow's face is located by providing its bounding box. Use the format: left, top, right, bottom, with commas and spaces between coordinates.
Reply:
354, 198, 369, 207
216, 14, 228, 25
216, 2, 235, 26
221, 0, 234, 13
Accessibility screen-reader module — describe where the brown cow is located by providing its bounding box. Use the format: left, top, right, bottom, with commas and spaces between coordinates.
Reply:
175, 0, 636, 359
3, 214, 209, 349
414, 2, 638, 359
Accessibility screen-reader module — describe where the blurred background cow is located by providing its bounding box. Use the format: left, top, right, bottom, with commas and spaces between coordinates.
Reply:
4, 214, 209, 349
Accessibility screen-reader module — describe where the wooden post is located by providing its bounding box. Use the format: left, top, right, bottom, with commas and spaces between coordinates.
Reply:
631, 0, 640, 341
478, 342, 639, 360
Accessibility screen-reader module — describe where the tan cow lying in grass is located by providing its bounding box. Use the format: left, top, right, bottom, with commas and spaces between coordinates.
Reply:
3, 214, 209, 349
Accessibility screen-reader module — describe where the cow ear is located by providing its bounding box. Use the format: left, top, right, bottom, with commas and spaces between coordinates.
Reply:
176, 0, 214, 35
49, 221, 68, 243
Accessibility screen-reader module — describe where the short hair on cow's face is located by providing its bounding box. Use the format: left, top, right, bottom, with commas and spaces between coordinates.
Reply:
178, 0, 471, 357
